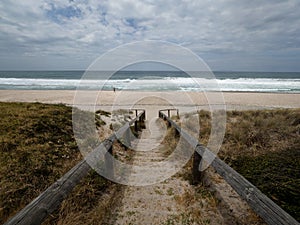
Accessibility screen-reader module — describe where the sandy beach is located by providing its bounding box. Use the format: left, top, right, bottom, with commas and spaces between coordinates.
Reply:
0, 90, 299, 120
0, 90, 299, 107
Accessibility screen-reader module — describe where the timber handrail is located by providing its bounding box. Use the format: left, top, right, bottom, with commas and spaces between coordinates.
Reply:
159, 110, 299, 225
4, 109, 146, 225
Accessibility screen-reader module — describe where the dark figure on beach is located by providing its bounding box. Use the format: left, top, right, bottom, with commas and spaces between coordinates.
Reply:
113, 87, 116, 92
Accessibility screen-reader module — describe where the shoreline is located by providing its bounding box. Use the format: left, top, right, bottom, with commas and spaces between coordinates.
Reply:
1, 89, 299, 94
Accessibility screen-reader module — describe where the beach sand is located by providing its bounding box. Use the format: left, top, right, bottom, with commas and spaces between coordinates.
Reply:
0, 90, 299, 118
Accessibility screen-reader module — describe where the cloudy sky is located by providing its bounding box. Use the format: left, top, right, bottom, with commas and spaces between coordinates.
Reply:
0, 0, 300, 71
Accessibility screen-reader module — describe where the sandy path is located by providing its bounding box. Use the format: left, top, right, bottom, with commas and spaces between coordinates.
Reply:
106, 118, 184, 224
104, 117, 225, 225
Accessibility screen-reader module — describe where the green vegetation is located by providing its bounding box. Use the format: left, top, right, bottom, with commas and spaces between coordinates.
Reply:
198, 109, 300, 221
95, 109, 111, 117
0, 102, 112, 224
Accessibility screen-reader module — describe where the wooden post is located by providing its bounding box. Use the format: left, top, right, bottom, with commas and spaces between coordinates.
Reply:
162, 113, 166, 120
125, 127, 131, 148
168, 109, 170, 118
134, 110, 138, 132
175, 127, 180, 138
134, 120, 138, 132
141, 111, 145, 129
167, 121, 171, 128
192, 151, 202, 184
105, 144, 114, 179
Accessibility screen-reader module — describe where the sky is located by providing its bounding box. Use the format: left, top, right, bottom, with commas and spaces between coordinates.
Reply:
0, 0, 300, 71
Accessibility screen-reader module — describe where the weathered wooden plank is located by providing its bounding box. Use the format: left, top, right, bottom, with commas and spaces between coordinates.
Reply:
160, 110, 300, 225
4, 159, 91, 225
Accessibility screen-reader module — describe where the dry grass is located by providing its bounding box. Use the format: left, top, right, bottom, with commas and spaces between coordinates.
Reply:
172, 185, 220, 225
0, 102, 114, 224
197, 109, 300, 222
161, 121, 221, 224
221, 109, 299, 159
161, 127, 178, 157
43, 170, 117, 225
162, 109, 299, 222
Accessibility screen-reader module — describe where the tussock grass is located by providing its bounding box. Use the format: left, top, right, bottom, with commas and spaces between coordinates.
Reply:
162, 127, 178, 157
164, 109, 299, 222
197, 108, 300, 221
222, 110, 300, 159
0, 102, 112, 224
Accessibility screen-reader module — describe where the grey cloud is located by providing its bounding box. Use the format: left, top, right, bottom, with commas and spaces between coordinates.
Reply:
0, 0, 299, 70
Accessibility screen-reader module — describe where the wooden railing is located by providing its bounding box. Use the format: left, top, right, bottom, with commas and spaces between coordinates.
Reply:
4, 109, 146, 225
158, 108, 179, 119
159, 109, 299, 225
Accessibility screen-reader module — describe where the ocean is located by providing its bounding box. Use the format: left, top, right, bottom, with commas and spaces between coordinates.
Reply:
0, 71, 300, 93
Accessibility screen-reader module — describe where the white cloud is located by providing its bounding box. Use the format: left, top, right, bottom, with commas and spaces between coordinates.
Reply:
0, 0, 300, 70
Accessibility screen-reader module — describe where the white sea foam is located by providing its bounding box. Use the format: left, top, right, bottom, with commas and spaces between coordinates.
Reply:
0, 77, 299, 93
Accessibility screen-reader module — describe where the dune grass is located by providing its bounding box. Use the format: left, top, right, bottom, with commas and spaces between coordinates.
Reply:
0, 102, 113, 224
1, 102, 299, 223
167, 109, 299, 222
197, 109, 300, 221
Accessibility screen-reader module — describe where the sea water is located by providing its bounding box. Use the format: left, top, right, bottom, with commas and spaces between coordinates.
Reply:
0, 71, 299, 93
